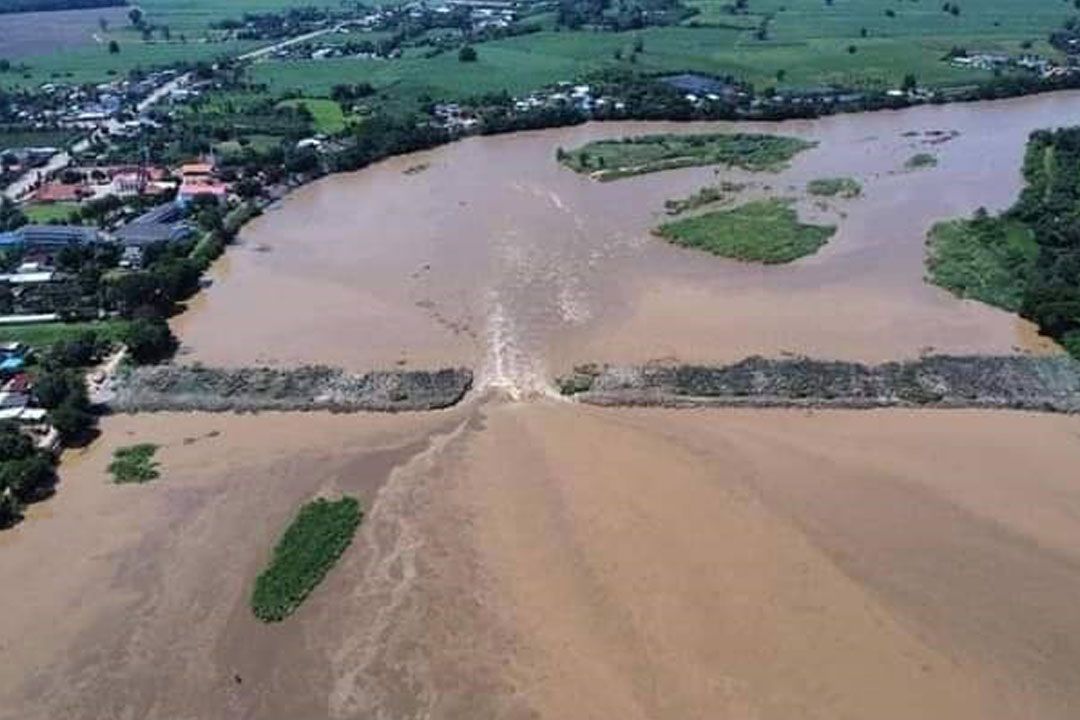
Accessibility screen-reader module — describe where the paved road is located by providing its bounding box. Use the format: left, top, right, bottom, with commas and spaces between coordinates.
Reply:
2, 138, 89, 201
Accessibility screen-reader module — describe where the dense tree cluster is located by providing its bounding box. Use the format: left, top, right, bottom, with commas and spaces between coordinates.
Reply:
0, 422, 55, 528
1008, 128, 1080, 356
0, 197, 27, 232
329, 115, 450, 173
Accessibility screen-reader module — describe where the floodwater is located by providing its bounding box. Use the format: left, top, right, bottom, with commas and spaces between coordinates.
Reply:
173, 91, 1078, 394
7, 93, 1080, 719
4, 407, 1080, 719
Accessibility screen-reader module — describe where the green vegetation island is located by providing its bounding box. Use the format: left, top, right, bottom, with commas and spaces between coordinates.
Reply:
108, 443, 161, 484
251, 496, 362, 623
926, 127, 1080, 358
656, 198, 836, 264
905, 153, 939, 170
807, 177, 862, 198
558, 133, 815, 181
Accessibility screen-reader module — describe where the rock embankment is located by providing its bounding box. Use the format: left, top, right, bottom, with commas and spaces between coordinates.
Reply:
559, 355, 1080, 412
109, 365, 473, 413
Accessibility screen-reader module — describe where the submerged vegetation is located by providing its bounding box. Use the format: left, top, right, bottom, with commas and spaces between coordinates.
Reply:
905, 153, 938, 170
663, 185, 730, 215
108, 444, 161, 484
0, 422, 56, 529
656, 199, 835, 264
558, 133, 815, 181
806, 177, 862, 198
927, 127, 1080, 358
251, 496, 362, 622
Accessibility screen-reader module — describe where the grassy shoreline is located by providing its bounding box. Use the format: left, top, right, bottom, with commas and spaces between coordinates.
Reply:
926, 215, 1037, 312
656, 198, 835, 264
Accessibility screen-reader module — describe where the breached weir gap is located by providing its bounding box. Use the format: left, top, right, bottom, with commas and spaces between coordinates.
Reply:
104, 355, 1080, 414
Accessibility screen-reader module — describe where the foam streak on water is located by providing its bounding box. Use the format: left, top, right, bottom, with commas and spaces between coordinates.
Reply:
478, 294, 557, 401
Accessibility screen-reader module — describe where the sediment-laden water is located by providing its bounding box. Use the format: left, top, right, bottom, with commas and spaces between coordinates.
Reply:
7, 94, 1080, 719
172, 91, 1080, 395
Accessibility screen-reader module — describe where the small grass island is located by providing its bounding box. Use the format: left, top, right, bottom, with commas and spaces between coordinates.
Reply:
251, 496, 363, 622
905, 153, 938, 170
108, 444, 161, 484
656, 199, 836, 264
807, 177, 862, 198
559, 133, 815, 181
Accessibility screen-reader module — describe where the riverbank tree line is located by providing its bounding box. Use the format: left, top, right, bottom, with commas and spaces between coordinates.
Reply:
928, 127, 1080, 358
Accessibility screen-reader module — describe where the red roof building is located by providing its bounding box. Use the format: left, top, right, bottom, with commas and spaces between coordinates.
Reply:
33, 183, 88, 203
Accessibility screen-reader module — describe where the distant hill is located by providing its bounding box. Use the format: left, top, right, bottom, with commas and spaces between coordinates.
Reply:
0, 0, 125, 14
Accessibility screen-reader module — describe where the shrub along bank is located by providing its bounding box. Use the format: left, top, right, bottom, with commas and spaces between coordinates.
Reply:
108, 443, 160, 484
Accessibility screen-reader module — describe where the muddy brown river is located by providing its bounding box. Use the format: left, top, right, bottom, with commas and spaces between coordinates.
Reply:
173, 92, 1074, 394
5, 94, 1080, 720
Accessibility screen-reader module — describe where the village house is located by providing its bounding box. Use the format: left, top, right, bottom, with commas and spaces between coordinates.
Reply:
177, 162, 229, 204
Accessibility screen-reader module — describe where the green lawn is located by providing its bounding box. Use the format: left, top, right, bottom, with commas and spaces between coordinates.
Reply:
926, 216, 1038, 311
1, 37, 261, 89
560, 132, 815, 180
4, 0, 1074, 102
0, 320, 129, 353
656, 198, 835, 264
276, 98, 347, 134
21, 202, 81, 223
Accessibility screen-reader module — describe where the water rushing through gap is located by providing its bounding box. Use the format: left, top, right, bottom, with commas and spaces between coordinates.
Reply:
174, 93, 1080, 391
479, 296, 556, 399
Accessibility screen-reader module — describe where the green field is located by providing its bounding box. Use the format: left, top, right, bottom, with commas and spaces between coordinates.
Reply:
21, 202, 80, 223
251, 496, 362, 622
276, 98, 347, 134
241, 0, 1071, 106
560, 132, 814, 180
926, 216, 1038, 312
0, 319, 129, 352
657, 198, 835, 263
4, 0, 1074, 101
